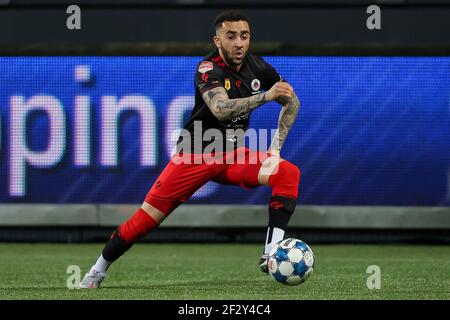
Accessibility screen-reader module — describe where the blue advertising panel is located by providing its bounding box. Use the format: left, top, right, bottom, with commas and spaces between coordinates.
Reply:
0, 57, 449, 206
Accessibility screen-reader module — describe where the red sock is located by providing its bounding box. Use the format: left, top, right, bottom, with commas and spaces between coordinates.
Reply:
119, 208, 158, 243
268, 161, 301, 199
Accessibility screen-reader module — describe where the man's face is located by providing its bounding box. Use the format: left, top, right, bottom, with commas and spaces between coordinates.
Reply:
214, 20, 251, 67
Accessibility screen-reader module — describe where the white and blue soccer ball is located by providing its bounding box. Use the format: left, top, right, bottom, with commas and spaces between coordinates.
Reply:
268, 238, 315, 285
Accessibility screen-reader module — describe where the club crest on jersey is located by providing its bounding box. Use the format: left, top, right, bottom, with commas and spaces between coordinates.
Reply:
224, 78, 231, 91
198, 61, 213, 74
251, 79, 261, 91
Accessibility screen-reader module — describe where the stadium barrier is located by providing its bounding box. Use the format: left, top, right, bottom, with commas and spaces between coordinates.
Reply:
0, 204, 449, 243
1, 204, 449, 229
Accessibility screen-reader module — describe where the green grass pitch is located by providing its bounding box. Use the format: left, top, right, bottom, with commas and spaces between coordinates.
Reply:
0, 243, 448, 300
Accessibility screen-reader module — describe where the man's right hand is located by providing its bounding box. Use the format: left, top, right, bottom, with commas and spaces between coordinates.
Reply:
265, 82, 295, 102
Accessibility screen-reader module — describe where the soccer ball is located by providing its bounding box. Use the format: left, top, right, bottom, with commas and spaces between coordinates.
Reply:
268, 238, 315, 285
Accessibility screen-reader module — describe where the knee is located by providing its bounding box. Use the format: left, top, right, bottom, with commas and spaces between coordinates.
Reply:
286, 162, 301, 182
144, 194, 181, 216
268, 161, 301, 199
141, 202, 167, 224
273, 161, 301, 184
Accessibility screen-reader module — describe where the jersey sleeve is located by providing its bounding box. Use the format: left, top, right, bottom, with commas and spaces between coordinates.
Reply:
195, 60, 223, 94
259, 58, 285, 91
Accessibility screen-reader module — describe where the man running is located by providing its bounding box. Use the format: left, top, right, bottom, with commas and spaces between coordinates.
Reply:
80, 10, 300, 289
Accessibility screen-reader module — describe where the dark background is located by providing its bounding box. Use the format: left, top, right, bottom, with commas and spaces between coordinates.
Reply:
1, 0, 450, 55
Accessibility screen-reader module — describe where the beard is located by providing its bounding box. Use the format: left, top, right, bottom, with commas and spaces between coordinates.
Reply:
221, 47, 245, 67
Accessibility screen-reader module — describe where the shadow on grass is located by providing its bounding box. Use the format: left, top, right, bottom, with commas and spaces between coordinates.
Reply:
0, 279, 260, 290
100, 277, 277, 289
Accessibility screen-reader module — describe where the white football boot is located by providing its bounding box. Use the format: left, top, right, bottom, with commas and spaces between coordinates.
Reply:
259, 254, 269, 274
79, 270, 106, 289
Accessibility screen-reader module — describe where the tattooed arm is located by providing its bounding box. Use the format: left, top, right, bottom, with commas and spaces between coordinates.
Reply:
202, 81, 296, 122
202, 86, 266, 121
269, 94, 300, 155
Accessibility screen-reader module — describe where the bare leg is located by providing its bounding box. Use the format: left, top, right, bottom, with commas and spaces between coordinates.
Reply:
141, 201, 166, 224
257, 155, 284, 186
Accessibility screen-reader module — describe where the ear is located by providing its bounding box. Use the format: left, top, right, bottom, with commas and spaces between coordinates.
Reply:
213, 35, 221, 49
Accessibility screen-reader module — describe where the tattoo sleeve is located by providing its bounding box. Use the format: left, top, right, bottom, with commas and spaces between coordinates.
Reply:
270, 95, 300, 154
275, 96, 291, 106
202, 87, 266, 121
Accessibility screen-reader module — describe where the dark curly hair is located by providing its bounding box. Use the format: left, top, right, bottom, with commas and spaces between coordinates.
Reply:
215, 10, 250, 31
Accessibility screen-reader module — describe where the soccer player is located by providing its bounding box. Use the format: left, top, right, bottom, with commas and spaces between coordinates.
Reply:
80, 10, 300, 288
